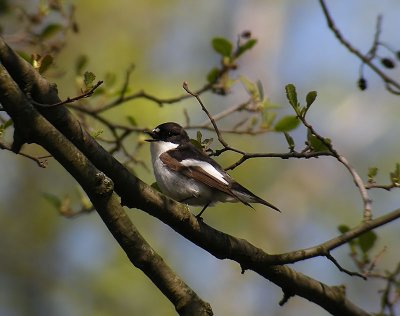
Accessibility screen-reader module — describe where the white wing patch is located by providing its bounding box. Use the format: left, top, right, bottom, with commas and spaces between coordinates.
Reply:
180, 159, 229, 185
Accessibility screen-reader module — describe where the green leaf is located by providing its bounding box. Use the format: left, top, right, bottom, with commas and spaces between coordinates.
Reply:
42, 192, 62, 209
285, 84, 299, 109
390, 163, 400, 185
274, 115, 300, 132
190, 139, 203, 150
127, 116, 137, 126
284, 132, 295, 151
262, 111, 277, 129
201, 138, 214, 151
338, 224, 350, 234
196, 131, 202, 143
91, 129, 103, 138
338, 224, 357, 249
249, 116, 259, 129
83, 71, 96, 87
262, 99, 281, 110
256, 80, 264, 100
212, 37, 233, 57
39, 55, 53, 74
307, 129, 330, 152
151, 182, 161, 192
75, 55, 88, 75
236, 39, 257, 57
40, 23, 63, 39
367, 167, 378, 181
306, 91, 317, 107
358, 231, 377, 254
240, 76, 259, 99
207, 67, 219, 84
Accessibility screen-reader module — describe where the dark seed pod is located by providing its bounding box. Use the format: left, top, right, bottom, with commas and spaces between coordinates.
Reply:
241, 31, 251, 39
358, 77, 367, 91
381, 57, 395, 69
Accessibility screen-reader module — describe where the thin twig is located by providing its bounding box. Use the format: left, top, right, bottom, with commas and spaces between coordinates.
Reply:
32, 81, 103, 108
364, 246, 387, 277
367, 15, 382, 59
366, 182, 400, 191
271, 208, 400, 265
224, 150, 332, 171
325, 252, 366, 279
319, 0, 400, 93
116, 64, 135, 103
182, 81, 229, 147
94, 63, 232, 114
0, 140, 49, 168
300, 116, 373, 221
198, 101, 250, 126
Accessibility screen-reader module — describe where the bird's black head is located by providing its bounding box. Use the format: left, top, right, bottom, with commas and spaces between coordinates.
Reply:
146, 122, 190, 144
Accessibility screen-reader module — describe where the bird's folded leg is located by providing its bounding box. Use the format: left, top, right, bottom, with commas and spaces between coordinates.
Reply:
195, 202, 211, 219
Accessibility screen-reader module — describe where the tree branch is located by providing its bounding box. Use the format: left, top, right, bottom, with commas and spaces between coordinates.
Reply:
270, 208, 400, 265
0, 139, 49, 167
0, 41, 212, 316
299, 115, 373, 221
32, 80, 103, 107
183, 81, 229, 147
0, 36, 385, 316
319, 0, 400, 93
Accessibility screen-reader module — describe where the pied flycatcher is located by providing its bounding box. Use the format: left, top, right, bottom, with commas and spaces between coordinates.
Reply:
146, 122, 280, 217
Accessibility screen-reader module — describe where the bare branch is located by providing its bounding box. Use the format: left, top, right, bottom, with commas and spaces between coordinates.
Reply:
0, 39, 212, 316
32, 80, 103, 108
319, 0, 400, 93
183, 81, 229, 147
224, 150, 332, 171
271, 208, 400, 265
366, 182, 400, 191
0, 139, 49, 167
300, 116, 373, 221
325, 252, 366, 279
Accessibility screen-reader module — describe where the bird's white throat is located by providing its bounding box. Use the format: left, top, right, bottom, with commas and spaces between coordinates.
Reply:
150, 141, 178, 163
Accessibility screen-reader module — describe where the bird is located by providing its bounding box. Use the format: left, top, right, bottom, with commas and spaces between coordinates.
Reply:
146, 122, 281, 217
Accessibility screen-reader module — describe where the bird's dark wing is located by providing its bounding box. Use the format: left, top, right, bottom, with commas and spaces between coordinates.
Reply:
160, 143, 280, 211
159, 146, 251, 205
167, 143, 227, 173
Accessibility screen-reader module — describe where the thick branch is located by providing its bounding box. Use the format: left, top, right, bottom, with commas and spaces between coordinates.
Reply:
0, 36, 377, 316
0, 59, 211, 316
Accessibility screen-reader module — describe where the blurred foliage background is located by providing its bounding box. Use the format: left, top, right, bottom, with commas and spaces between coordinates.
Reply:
0, 0, 400, 315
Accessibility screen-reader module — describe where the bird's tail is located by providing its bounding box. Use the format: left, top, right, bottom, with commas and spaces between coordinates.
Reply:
230, 182, 281, 213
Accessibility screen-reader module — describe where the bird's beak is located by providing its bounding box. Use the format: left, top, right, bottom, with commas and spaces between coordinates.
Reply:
144, 130, 157, 142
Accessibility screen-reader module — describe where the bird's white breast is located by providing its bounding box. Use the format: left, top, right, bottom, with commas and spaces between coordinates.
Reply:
149, 141, 218, 204
150, 141, 179, 164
